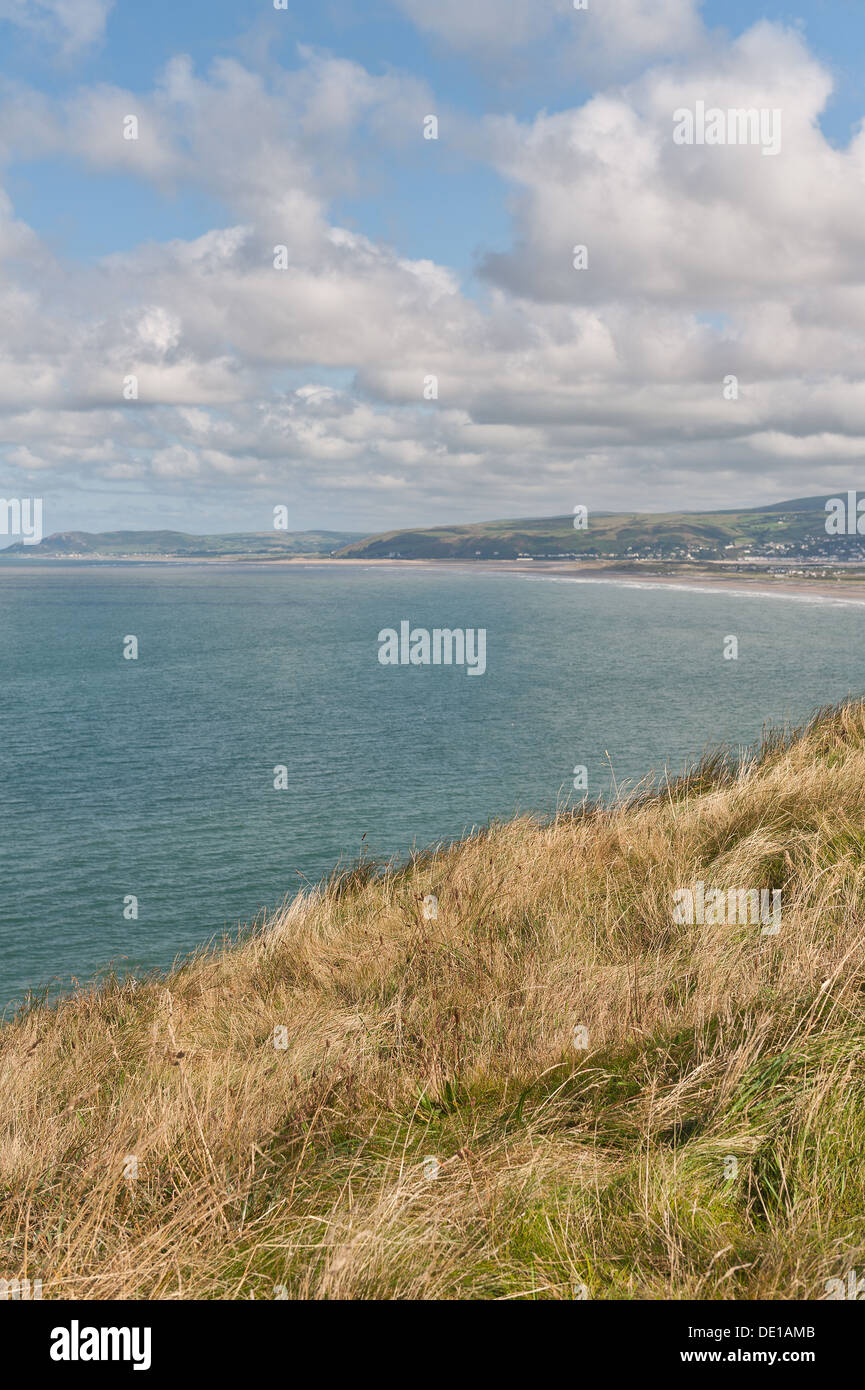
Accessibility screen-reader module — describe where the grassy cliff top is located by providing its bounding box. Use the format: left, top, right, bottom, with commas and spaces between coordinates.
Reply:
3, 701, 865, 1299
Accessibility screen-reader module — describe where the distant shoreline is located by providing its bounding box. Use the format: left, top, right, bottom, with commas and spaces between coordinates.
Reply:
5, 552, 865, 603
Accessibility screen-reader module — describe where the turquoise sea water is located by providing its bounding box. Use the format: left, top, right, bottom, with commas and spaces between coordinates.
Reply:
1, 561, 863, 1012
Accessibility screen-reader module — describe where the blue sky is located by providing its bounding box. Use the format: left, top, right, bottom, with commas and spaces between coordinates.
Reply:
1, 0, 865, 535
5, 1, 520, 276
6, 1, 865, 271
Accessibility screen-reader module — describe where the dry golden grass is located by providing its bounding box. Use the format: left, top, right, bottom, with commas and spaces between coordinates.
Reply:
3, 700, 865, 1299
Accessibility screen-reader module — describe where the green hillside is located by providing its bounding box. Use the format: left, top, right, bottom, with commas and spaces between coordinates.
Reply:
335, 497, 846, 561
2, 530, 362, 558
4, 496, 860, 563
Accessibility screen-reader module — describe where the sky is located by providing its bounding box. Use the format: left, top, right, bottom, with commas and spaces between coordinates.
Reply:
1, 0, 865, 535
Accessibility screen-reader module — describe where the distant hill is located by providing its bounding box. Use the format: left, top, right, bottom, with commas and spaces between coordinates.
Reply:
2, 529, 363, 558
3, 495, 857, 563
334, 496, 847, 561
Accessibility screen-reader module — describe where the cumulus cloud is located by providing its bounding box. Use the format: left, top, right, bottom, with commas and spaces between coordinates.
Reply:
0, 0, 113, 53
479, 24, 852, 305
392, 0, 703, 77
1, 20, 865, 529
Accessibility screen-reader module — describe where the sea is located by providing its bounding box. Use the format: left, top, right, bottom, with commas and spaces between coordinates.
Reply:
1, 559, 862, 1012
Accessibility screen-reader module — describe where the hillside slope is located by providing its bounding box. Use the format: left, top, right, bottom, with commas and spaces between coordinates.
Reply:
2, 529, 361, 558
3, 702, 865, 1299
334, 498, 838, 560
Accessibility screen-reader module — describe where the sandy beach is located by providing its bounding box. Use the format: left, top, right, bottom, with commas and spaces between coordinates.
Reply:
6, 552, 865, 603
237, 555, 865, 604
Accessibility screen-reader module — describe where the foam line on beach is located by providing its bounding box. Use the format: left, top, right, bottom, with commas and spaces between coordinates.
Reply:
505, 572, 865, 608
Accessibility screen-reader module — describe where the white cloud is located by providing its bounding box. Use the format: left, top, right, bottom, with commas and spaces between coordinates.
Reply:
2, 24, 865, 528
480, 24, 846, 305
392, 0, 703, 75
0, 0, 113, 53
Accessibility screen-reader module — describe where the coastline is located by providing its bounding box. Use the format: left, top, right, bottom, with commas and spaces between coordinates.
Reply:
481, 562, 865, 604
6, 699, 865, 1300
5, 552, 865, 603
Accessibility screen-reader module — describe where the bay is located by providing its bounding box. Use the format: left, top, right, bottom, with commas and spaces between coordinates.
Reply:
0, 561, 861, 1012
